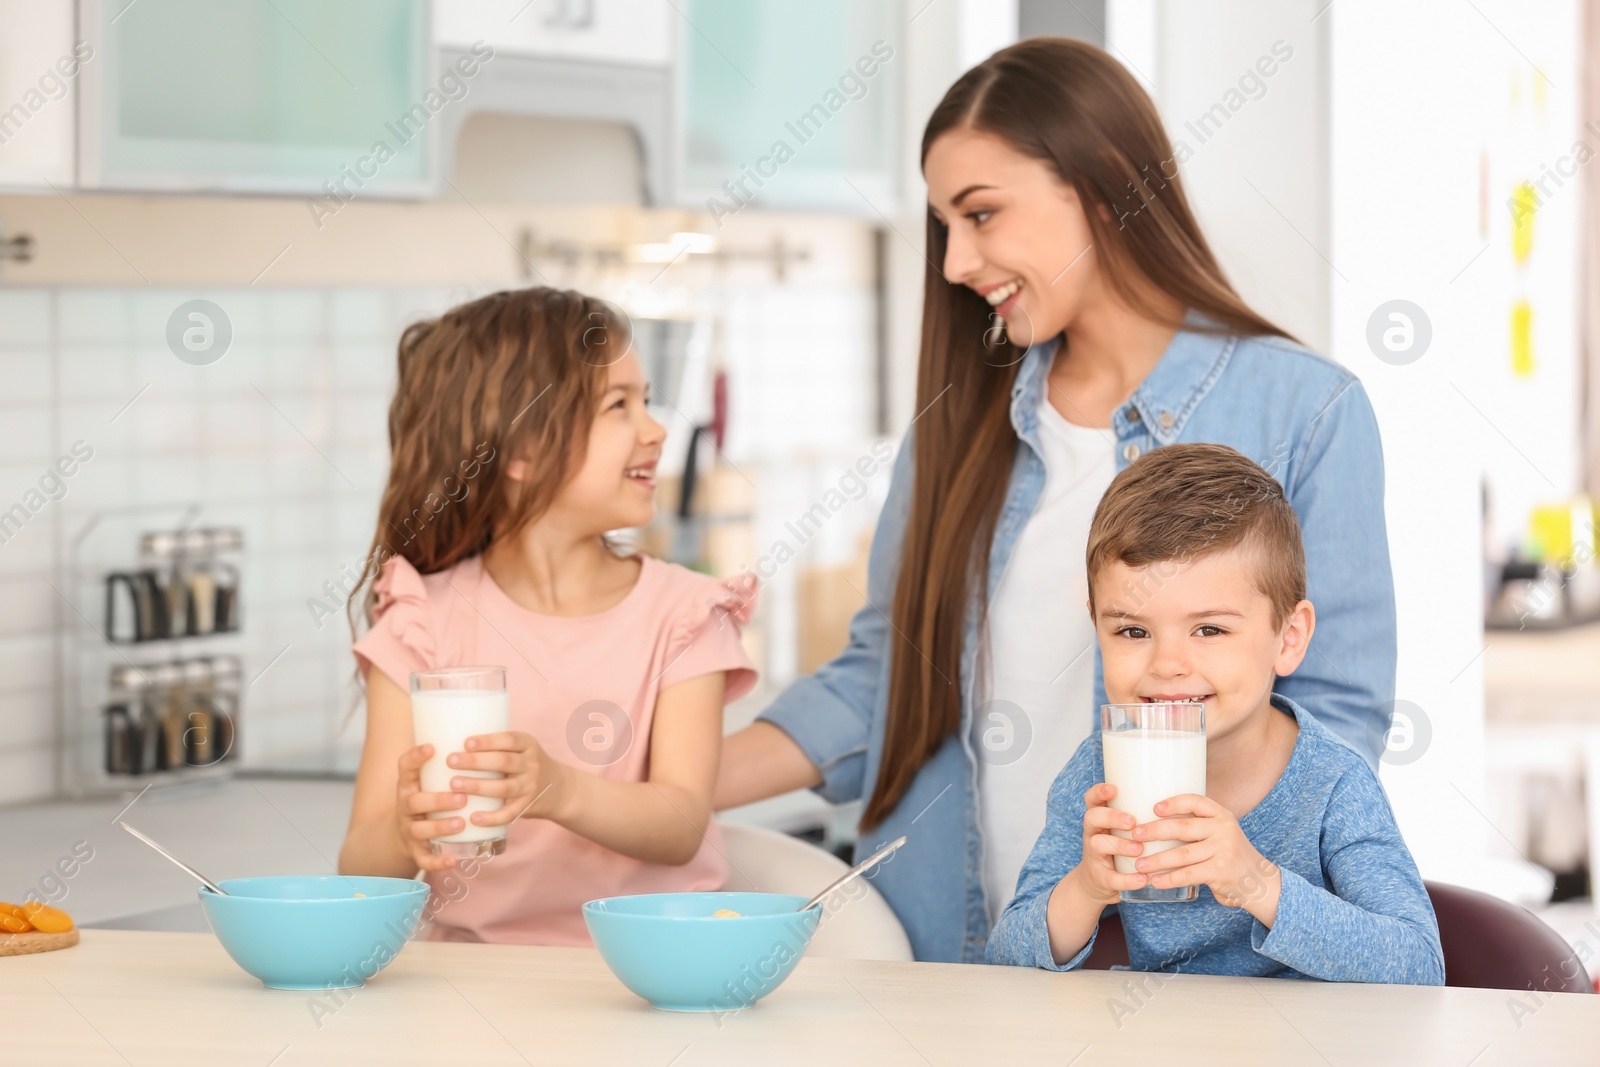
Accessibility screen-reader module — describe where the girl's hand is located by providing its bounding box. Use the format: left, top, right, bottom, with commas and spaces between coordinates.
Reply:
1132, 794, 1282, 921
393, 743, 469, 873
447, 731, 564, 827
1069, 782, 1152, 906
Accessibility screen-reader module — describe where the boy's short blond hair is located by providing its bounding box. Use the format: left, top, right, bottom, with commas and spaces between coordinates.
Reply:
1086, 442, 1306, 626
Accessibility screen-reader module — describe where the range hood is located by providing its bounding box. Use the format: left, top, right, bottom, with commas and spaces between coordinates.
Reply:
433, 46, 670, 206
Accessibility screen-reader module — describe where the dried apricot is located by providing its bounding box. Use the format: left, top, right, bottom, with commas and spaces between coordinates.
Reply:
0, 903, 33, 933
19, 902, 73, 933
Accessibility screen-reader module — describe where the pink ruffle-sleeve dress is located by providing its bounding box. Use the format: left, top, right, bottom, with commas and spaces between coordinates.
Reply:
353, 553, 757, 945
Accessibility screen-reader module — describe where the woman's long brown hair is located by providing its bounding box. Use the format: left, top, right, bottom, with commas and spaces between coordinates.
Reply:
346, 286, 624, 633
862, 37, 1295, 828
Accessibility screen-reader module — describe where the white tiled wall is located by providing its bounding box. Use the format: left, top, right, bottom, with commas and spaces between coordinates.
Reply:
0, 286, 471, 805
0, 275, 879, 806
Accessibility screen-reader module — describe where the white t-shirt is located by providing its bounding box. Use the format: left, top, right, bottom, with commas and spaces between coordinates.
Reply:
976, 392, 1117, 924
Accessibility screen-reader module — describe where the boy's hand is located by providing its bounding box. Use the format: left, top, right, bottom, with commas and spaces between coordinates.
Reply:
1044, 782, 1155, 965
1132, 794, 1282, 924
1069, 782, 1156, 905
447, 730, 565, 826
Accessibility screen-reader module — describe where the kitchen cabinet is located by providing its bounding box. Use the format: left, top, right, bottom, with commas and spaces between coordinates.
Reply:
434, 0, 672, 67
676, 0, 901, 216
0, 1, 78, 189
76, 0, 433, 195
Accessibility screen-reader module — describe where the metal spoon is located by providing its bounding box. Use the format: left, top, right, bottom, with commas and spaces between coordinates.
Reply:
119, 821, 228, 895
799, 835, 907, 912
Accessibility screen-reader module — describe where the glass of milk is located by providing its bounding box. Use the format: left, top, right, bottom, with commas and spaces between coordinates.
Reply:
410, 667, 510, 859
1101, 700, 1206, 903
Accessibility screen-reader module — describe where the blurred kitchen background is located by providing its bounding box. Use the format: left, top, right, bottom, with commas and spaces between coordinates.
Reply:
1, 0, 1598, 975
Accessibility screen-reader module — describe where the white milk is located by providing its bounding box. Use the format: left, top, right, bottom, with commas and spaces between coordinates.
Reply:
411, 689, 509, 844
1102, 728, 1206, 875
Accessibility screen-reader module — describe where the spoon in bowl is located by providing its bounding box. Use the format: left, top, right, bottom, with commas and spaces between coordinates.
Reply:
799, 835, 907, 912
119, 821, 228, 895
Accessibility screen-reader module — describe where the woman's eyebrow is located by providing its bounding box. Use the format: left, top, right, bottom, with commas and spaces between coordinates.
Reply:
950, 183, 999, 207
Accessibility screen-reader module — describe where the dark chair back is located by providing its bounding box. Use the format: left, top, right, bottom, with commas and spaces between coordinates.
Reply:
1083, 907, 1130, 970
1079, 883, 1594, 993
1426, 881, 1593, 993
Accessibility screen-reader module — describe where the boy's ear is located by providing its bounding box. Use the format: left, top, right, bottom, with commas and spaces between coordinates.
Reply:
1273, 599, 1317, 677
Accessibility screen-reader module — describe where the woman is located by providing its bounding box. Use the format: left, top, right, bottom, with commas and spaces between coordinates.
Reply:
715, 38, 1396, 964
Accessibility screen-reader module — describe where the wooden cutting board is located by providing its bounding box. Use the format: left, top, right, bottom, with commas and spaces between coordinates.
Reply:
0, 928, 79, 956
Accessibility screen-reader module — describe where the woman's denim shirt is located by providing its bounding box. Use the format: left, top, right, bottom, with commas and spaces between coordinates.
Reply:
756, 316, 1398, 964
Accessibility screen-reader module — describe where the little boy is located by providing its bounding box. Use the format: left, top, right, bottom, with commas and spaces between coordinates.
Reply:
987, 443, 1444, 984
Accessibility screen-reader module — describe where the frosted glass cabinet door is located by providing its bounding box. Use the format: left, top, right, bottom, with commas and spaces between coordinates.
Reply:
677, 0, 900, 216
78, 0, 432, 195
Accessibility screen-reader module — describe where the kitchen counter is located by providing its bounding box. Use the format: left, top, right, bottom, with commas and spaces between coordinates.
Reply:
4, 929, 1594, 1065
1485, 619, 1600, 723
0, 776, 356, 932
1483, 621, 1600, 897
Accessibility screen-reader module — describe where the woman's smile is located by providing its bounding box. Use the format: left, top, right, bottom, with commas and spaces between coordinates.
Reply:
980, 276, 1026, 314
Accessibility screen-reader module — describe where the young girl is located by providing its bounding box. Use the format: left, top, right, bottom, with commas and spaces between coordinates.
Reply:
337, 286, 757, 946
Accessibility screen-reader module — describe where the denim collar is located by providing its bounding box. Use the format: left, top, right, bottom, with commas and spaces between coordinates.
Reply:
1009, 309, 1236, 447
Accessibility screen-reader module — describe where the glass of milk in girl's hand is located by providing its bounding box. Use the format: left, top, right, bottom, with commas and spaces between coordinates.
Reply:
1101, 701, 1206, 903
411, 667, 510, 859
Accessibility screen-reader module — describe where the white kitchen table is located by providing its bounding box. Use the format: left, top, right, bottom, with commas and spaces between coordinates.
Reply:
2, 930, 1594, 1065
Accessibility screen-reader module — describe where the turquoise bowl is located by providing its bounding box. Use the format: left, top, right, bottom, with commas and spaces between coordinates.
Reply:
198, 875, 431, 990
583, 892, 820, 1013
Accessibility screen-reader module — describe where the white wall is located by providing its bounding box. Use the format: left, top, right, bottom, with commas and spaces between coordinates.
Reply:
1110, 0, 1587, 894
1141, 0, 1331, 352
1471, 2, 1585, 551
1328, 0, 1582, 894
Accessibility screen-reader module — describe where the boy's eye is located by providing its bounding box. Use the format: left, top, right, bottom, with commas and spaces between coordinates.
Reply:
1114, 625, 1148, 640
1195, 625, 1227, 638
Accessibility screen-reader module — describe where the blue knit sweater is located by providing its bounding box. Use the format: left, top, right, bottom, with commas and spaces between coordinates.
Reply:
987, 695, 1445, 984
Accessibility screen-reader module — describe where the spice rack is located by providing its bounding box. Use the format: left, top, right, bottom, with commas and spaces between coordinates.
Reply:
61, 503, 247, 799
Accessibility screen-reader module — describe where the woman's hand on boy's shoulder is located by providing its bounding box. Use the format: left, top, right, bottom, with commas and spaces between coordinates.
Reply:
1132, 794, 1283, 925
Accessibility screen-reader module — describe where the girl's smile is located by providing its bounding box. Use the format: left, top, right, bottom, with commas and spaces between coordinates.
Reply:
624, 461, 658, 493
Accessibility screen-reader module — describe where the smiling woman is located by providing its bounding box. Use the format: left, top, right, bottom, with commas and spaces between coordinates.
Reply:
716, 36, 1398, 966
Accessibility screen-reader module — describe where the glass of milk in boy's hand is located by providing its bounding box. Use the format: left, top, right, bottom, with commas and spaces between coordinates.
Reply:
1101, 700, 1206, 903
411, 667, 510, 859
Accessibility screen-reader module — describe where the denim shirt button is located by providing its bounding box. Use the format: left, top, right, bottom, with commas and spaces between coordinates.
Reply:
1127, 406, 1141, 422
1158, 410, 1175, 430
1123, 443, 1141, 462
